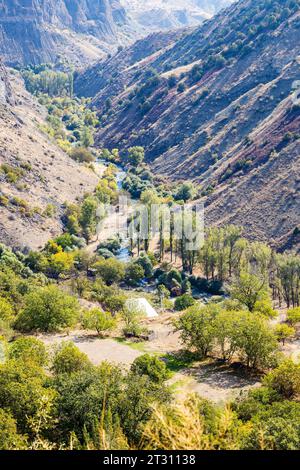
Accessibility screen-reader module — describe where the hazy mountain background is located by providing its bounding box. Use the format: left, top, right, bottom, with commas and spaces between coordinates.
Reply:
120, 0, 235, 32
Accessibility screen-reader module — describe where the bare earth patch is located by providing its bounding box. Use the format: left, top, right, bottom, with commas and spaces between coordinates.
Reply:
36, 331, 142, 368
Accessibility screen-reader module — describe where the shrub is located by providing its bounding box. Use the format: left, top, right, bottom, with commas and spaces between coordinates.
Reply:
70, 147, 94, 163
175, 294, 195, 311
52, 342, 91, 375
131, 354, 169, 383
8, 337, 48, 366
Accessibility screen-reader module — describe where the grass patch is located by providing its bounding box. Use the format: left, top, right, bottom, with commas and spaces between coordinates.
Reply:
114, 337, 148, 352
162, 351, 198, 373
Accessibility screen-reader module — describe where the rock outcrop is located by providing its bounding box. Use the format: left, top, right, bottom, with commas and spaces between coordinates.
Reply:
0, 0, 128, 66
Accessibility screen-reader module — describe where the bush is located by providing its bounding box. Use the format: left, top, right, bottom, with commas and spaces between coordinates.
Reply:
70, 147, 94, 163
0, 409, 27, 450
125, 262, 145, 287
52, 342, 91, 375
175, 294, 195, 311
8, 337, 48, 366
131, 354, 169, 383
287, 307, 300, 326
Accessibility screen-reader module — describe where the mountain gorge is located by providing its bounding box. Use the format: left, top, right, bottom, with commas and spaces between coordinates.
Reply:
77, 0, 300, 248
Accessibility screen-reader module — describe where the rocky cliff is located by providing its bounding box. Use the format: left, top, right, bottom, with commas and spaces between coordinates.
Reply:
0, 0, 128, 66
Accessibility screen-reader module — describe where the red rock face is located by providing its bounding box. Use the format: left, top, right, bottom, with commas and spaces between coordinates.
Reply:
0, 0, 127, 66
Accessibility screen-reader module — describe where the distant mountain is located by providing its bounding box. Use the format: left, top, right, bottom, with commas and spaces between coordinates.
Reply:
0, 0, 128, 66
78, 0, 300, 247
0, 1, 235, 67
120, 0, 234, 32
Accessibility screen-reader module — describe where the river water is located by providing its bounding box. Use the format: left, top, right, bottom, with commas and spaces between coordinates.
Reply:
96, 158, 131, 263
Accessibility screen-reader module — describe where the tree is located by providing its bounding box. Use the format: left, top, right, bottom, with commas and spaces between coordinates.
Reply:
213, 310, 239, 361
52, 342, 91, 375
233, 312, 278, 369
175, 304, 220, 357
127, 147, 145, 166
174, 182, 196, 202
0, 360, 54, 433
8, 337, 48, 366
0, 409, 27, 450
79, 196, 98, 242
230, 272, 268, 311
46, 251, 75, 279
52, 363, 124, 442
81, 127, 94, 148
70, 147, 94, 163
95, 259, 125, 286
131, 354, 169, 384
274, 324, 295, 345
82, 309, 116, 337
15, 285, 79, 332
125, 262, 145, 286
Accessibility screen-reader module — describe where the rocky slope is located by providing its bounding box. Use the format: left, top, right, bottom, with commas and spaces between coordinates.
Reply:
80, 0, 300, 247
75, 28, 187, 98
0, 66, 99, 250
0, 0, 128, 66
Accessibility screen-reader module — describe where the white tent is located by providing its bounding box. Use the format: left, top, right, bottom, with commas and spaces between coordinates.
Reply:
125, 298, 158, 319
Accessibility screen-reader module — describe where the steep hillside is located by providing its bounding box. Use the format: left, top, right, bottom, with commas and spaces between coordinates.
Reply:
0, 67, 99, 250
75, 28, 187, 98
120, 0, 234, 32
0, 0, 128, 66
83, 0, 300, 247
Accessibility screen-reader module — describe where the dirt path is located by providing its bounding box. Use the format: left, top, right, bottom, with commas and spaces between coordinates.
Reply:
36, 331, 142, 367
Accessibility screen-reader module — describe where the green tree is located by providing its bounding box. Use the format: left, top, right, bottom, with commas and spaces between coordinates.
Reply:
287, 307, 300, 326
127, 147, 145, 166
274, 324, 295, 345
263, 360, 300, 399
174, 294, 195, 311
0, 360, 54, 433
233, 312, 278, 369
125, 262, 145, 286
0, 296, 14, 323
79, 196, 98, 242
52, 342, 91, 375
81, 127, 94, 148
230, 272, 268, 311
82, 309, 116, 337
95, 259, 125, 286
175, 304, 220, 357
174, 182, 196, 202
15, 285, 79, 332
